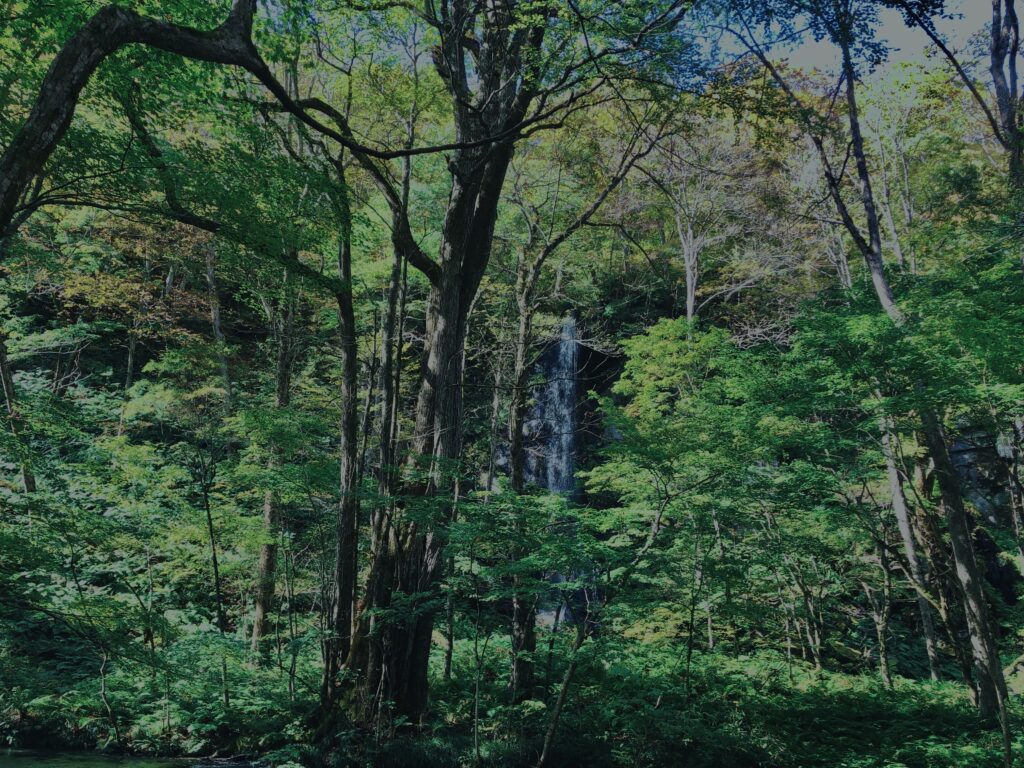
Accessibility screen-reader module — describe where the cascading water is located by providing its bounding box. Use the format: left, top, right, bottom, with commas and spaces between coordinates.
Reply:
524, 316, 584, 627
523, 315, 579, 495
544, 316, 579, 495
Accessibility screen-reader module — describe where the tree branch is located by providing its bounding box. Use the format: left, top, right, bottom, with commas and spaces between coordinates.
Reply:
893, 0, 1010, 149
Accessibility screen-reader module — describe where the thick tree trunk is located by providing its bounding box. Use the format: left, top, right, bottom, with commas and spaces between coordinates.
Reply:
381, 273, 469, 720
989, 0, 1024, 192
351, 141, 515, 723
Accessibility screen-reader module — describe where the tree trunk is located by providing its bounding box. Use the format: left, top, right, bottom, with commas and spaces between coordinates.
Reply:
343, 249, 405, 707
909, 482, 978, 690
875, 141, 906, 270
863, 541, 894, 689
838, 23, 1007, 727
199, 458, 230, 709
674, 211, 699, 329
251, 486, 279, 652
251, 305, 295, 653
824, 224, 853, 290
205, 244, 232, 411
509, 591, 538, 703
919, 410, 1009, 723
838, 34, 903, 324
348, 139, 516, 723
1004, 419, 1024, 565
322, 173, 360, 709
536, 623, 587, 768
989, 0, 1024, 192
880, 415, 940, 680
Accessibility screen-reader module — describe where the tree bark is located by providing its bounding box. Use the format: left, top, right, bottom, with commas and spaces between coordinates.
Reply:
880, 415, 940, 680
837, 31, 903, 324
989, 0, 1024, 190
863, 539, 894, 689
875, 141, 906, 271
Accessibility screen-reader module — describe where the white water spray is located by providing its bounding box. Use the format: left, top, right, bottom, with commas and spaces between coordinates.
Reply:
544, 316, 578, 494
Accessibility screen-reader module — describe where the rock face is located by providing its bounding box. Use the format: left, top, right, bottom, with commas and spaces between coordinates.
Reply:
951, 432, 1014, 525
950, 430, 1022, 606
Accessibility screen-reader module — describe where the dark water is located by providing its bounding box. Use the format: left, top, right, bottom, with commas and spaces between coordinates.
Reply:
0, 752, 210, 767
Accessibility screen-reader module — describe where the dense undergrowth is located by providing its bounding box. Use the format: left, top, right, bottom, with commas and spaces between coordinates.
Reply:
3, 640, 1018, 767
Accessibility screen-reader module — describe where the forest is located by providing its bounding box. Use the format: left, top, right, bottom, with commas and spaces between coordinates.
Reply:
3, 0, 1024, 766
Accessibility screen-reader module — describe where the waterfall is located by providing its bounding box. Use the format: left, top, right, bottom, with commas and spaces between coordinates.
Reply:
544, 316, 578, 494
529, 316, 582, 628
523, 316, 579, 494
